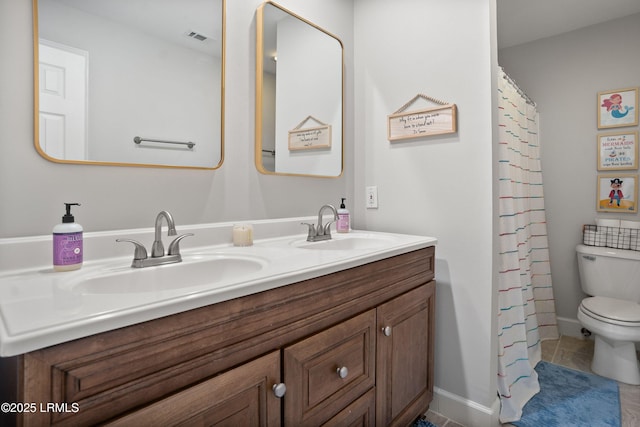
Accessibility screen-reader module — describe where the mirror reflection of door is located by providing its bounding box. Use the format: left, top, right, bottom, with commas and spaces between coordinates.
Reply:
34, 0, 224, 169
38, 40, 88, 160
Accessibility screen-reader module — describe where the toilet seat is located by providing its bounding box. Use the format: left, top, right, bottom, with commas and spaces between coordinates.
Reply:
580, 296, 640, 326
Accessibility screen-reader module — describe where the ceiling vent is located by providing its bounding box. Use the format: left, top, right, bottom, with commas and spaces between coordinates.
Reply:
185, 30, 210, 42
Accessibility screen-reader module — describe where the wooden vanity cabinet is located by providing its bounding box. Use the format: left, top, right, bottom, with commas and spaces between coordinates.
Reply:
3, 246, 434, 427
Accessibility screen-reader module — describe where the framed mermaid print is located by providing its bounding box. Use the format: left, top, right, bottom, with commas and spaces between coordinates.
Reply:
598, 87, 638, 129
596, 173, 638, 213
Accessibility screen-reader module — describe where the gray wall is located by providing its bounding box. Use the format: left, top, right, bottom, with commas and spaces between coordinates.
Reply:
354, 0, 498, 413
499, 13, 640, 329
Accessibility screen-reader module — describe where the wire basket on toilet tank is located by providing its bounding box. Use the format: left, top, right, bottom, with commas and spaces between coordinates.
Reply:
582, 223, 640, 251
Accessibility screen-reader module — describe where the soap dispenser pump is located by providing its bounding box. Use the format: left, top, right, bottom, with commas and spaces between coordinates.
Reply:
337, 198, 350, 233
53, 203, 83, 271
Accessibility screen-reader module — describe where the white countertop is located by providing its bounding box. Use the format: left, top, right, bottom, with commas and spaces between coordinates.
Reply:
0, 218, 436, 357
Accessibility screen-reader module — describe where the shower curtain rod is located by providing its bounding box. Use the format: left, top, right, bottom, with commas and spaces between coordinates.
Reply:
500, 68, 536, 107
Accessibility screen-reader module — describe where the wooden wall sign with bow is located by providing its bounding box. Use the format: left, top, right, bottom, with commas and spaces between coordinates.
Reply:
388, 94, 457, 141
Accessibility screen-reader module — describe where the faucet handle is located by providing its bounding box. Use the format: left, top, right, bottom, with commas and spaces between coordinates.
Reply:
323, 220, 336, 236
301, 223, 316, 240
168, 233, 194, 256
116, 239, 148, 260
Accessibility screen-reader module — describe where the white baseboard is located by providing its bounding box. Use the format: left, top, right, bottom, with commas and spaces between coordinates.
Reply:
557, 315, 640, 351
430, 387, 501, 427
556, 316, 585, 339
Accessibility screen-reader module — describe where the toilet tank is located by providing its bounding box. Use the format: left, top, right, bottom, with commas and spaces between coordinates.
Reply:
576, 244, 640, 302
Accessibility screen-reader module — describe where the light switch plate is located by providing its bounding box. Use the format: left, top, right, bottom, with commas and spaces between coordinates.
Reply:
366, 186, 378, 209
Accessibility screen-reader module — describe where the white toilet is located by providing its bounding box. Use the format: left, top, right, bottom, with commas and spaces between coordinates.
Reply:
576, 244, 640, 385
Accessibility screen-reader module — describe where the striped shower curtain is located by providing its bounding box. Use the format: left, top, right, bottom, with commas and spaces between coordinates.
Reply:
496, 68, 559, 423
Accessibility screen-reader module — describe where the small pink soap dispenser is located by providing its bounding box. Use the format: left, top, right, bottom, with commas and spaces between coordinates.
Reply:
337, 198, 350, 233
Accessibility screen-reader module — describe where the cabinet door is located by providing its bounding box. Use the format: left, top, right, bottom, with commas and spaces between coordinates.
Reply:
284, 309, 376, 426
105, 351, 282, 427
376, 282, 435, 427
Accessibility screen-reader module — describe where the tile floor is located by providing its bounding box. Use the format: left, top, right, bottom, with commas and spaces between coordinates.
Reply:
422, 335, 640, 427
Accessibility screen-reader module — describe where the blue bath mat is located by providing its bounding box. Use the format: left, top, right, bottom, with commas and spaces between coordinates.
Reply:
413, 419, 438, 427
513, 361, 621, 427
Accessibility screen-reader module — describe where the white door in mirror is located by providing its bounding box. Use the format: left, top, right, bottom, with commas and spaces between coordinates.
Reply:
39, 41, 88, 160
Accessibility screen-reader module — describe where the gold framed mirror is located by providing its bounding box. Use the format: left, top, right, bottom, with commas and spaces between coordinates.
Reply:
255, 1, 344, 178
33, 0, 225, 169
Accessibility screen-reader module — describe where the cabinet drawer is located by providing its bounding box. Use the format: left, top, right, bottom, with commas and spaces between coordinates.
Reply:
105, 351, 282, 427
323, 388, 375, 427
284, 310, 376, 426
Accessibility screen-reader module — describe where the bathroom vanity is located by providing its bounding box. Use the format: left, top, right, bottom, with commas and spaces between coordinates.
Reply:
0, 220, 436, 426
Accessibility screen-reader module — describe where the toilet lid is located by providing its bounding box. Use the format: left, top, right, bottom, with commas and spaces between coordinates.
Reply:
581, 296, 640, 326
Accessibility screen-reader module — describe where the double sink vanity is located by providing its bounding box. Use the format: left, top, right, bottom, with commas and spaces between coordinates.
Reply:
0, 215, 436, 426
24, 0, 438, 423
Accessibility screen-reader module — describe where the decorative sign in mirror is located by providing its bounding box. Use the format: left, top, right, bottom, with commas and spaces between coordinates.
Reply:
288, 116, 332, 151
33, 0, 225, 169
255, 1, 343, 177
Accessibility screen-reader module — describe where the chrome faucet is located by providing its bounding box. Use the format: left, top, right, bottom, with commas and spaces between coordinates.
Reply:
152, 210, 177, 257
302, 204, 338, 242
117, 210, 193, 268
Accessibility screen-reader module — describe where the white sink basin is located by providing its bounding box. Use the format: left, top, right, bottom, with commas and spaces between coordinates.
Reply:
291, 234, 399, 250
73, 254, 268, 294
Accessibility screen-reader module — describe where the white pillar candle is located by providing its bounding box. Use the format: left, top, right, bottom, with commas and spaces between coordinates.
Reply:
233, 224, 253, 246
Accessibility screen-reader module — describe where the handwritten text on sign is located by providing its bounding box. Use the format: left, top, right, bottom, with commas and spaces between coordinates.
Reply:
388, 104, 457, 141
288, 125, 332, 151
